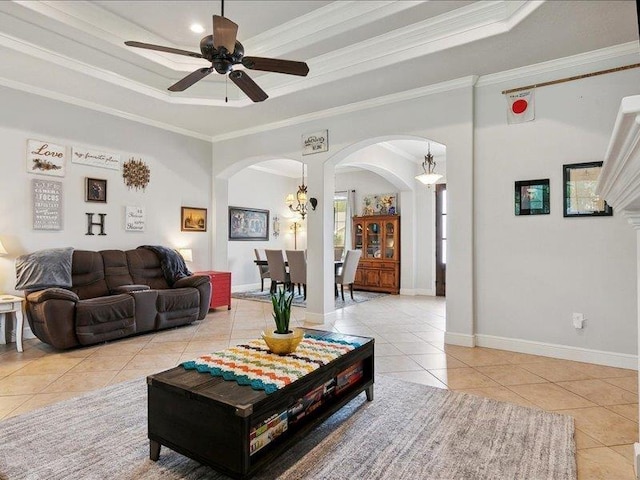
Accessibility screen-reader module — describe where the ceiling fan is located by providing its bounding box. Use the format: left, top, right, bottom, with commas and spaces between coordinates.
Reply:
124, 1, 309, 102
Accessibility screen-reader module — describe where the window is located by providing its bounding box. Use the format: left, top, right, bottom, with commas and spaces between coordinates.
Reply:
333, 191, 348, 250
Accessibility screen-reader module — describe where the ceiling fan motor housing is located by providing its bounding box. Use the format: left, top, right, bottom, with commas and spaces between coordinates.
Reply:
200, 35, 245, 74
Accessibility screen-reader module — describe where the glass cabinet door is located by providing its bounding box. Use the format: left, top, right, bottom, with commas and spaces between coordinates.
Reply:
384, 221, 395, 259
354, 222, 364, 250
366, 221, 381, 258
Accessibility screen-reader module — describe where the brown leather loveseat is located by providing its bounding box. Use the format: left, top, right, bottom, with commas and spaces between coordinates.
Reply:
23, 248, 211, 349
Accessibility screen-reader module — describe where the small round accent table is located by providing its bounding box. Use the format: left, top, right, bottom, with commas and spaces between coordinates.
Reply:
0, 295, 25, 352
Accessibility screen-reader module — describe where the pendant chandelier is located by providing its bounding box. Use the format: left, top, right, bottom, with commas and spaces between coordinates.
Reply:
286, 163, 308, 219
415, 143, 442, 185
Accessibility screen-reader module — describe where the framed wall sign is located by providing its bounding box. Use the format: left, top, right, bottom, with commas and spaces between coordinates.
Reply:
515, 179, 550, 215
563, 162, 612, 217
228, 206, 269, 241
302, 130, 328, 155
32, 179, 63, 230
86, 178, 107, 203
72, 146, 120, 170
125, 206, 145, 232
27, 139, 66, 177
181, 207, 207, 232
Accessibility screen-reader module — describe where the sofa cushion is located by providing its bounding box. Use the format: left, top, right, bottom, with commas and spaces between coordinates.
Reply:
71, 250, 110, 299
125, 249, 170, 290
156, 288, 199, 312
75, 294, 135, 345
102, 250, 134, 291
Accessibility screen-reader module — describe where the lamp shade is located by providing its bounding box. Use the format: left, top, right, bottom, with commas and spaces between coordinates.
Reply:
178, 248, 193, 262
415, 172, 443, 185
0, 240, 7, 256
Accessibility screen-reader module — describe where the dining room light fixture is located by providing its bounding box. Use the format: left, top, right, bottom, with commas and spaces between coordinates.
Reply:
286, 163, 308, 219
415, 143, 443, 185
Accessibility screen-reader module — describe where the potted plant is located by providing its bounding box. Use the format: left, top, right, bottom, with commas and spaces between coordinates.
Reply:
262, 288, 304, 355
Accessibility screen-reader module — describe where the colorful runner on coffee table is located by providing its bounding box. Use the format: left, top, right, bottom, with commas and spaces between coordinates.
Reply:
182, 335, 361, 394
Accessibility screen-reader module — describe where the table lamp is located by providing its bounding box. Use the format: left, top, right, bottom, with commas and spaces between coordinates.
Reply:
178, 248, 193, 263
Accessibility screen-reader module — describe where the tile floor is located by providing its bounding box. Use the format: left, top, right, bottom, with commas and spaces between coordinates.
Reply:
0, 295, 636, 479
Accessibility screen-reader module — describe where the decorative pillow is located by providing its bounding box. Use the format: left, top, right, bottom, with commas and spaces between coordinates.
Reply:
15, 247, 73, 291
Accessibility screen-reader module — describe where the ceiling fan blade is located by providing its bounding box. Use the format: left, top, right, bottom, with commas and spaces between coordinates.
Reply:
229, 70, 268, 102
124, 41, 203, 58
212, 15, 238, 53
168, 68, 213, 92
242, 57, 309, 76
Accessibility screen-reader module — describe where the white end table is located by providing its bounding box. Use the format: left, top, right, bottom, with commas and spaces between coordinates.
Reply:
0, 295, 25, 352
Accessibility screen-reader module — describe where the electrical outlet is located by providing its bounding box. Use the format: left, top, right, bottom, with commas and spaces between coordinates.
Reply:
572, 313, 585, 329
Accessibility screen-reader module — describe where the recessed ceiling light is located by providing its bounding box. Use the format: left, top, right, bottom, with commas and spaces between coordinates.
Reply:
190, 23, 205, 34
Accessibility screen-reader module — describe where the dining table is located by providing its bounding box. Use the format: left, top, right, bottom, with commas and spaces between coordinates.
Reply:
254, 259, 344, 273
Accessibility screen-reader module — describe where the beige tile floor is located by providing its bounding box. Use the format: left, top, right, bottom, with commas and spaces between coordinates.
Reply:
0, 295, 637, 479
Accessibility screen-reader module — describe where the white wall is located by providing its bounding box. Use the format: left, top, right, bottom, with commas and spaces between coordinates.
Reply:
227, 167, 301, 289
0, 86, 212, 295
474, 66, 640, 357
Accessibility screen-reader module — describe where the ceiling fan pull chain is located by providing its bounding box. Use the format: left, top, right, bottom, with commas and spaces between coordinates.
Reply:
225, 75, 228, 103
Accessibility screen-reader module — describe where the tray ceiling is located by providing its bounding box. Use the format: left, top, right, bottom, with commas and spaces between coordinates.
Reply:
0, 0, 636, 139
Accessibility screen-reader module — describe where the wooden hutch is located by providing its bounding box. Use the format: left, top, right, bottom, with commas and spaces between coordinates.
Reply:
352, 214, 400, 294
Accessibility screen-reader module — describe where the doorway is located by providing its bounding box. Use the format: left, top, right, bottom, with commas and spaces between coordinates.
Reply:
435, 184, 446, 296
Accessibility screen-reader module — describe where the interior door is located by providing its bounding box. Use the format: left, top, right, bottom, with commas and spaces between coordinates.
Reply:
435, 184, 446, 296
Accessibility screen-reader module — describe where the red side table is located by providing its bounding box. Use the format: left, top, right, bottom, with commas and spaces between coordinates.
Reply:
194, 271, 231, 310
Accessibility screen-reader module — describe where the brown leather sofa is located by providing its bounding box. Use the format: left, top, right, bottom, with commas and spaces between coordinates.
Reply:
24, 249, 212, 349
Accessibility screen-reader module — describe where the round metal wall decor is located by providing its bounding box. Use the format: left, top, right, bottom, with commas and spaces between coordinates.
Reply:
122, 157, 150, 191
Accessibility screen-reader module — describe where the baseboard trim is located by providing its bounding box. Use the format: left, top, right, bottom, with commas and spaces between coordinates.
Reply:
476, 334, 638, 370
444, 332, 476, 347
305, 311, 337, 325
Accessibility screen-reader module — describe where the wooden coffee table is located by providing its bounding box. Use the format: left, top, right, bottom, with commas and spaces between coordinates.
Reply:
147, 329, 374, 479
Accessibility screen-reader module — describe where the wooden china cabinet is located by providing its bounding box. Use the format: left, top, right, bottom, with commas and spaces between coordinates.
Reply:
352, 215, 400, 294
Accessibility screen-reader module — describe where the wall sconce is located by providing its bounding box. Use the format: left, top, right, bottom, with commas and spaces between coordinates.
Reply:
177, 248, 193, 263
273, 215, 280, 238
309, 198, 317, 211
0, 239, 7, 256
415, 143, 443, 186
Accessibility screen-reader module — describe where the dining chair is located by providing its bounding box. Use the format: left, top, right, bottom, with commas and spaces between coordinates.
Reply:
265, 249, 290, 294
253, 249, 270, 292
286, 250, 307, 299
335, 249, 362, 301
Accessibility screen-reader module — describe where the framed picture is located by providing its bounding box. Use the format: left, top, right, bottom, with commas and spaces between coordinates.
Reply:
181, 206, 207, 232
563, 162, 612, 217
515, 179, 550, 215
85, 178, 107, 203
228, 206, 269, 241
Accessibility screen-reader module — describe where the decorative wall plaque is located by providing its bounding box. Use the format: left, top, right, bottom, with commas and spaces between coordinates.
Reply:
302, 130, 328, 155
72, 146, 120, 170
27, 140, 66, 177
32, 179, 63, 230
122, 157, 150, 191
125, 206, 145, 232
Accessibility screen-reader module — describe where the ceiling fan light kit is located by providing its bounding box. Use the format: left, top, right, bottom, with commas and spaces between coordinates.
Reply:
124, 2, 309, 103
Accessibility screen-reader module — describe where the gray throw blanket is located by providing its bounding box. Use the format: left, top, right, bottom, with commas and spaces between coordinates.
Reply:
15, 247, 74, 291
138, 245, 191, 286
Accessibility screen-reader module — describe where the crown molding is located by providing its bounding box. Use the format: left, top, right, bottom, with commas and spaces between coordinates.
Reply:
211, 76, 477, 143
476, 42, 640, 87
0, 75, 210, 141
244, 1, 422, 57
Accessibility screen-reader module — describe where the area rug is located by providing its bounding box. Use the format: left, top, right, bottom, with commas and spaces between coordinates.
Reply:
0, 376, 575, 479
232, 288, 386, 308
